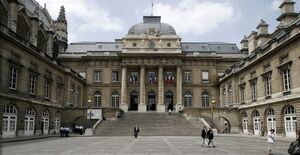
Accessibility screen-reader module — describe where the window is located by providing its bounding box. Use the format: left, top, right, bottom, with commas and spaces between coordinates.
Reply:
240, 86, 245, 102
265, 74, 272, 96
29, 74, 37, 95
56, 84, 63, 102
129, 72, 138, 84
202, 71, 209, 83
282, 68, 291, 92
111, 91, 119, 107
228, 84, 233, 104
94, 91, 101, 107
76, 86, 81, 105
164, 72, 175, 84
9, 66, 18, 90
222, 87, 227, 105
112, 71, 119, 82
148, 72, 157, 84
202, 92, 210, 107
69, 84, 75, 104
251, 81, 257, 100
95, 71, 101, 82
184, 92, 192, 107
44, 80, 51, 99
184, 72, 192, 82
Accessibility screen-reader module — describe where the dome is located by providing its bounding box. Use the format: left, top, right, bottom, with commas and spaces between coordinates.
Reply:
128, 16, 176, 35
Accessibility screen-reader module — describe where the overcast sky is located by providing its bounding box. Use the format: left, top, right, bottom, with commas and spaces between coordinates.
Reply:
36, 0, 300, 46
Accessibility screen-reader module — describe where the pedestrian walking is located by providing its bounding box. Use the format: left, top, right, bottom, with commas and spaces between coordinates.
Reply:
60, 127, 64, 137
207, 127, 215, 148
288, 132, 300, 155
267, 129, 275, 155
134, 125, 139, 138
201, 126, 207, 147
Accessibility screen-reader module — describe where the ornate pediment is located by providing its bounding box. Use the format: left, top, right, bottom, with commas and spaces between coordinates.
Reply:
144, 27, 160, 40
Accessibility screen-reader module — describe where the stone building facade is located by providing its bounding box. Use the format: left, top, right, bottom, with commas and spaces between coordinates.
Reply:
58, 16, 245, 113
0, 0, 84, 137
219, 0, 300, 138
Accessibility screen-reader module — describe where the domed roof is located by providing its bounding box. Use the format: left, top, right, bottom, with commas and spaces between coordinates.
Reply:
128, 16, 176, 35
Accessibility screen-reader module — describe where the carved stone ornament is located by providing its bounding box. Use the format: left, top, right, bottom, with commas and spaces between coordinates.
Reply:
144, 27, 161, 40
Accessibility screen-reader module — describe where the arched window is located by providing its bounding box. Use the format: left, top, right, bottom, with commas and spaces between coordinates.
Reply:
267, 108, 275, 116
285, 105, 295, 115
54, 111, 61, 133
25, 107, 35, 135
253, 111, 260, 117
111, 91, 119, 107
42, 109, 50, 134
202, 91, 210, 107
183, 91, 192, 107
2, 104, 18, 136
242, 112, 248, 118
94, 91, 101, 107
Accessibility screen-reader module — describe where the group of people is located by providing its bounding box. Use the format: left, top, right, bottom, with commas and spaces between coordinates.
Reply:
201, 126, 216, 148
60, 127, 70, 137
74, 125, 84, 135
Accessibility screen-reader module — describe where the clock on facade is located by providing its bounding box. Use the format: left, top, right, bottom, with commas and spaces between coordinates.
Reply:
148, 40, 156, 48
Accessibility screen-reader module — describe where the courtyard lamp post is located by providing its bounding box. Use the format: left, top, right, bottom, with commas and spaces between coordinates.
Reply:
211, 99, 216, 128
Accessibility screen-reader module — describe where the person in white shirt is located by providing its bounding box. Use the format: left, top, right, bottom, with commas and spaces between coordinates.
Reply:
267, 129, 275, 155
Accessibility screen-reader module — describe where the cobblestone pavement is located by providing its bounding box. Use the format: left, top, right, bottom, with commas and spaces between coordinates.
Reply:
1, 136, 290, 155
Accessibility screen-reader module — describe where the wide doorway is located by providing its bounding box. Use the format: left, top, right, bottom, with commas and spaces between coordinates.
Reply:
130, 91, 138, 111
147, 91, 156, 111
165, 91, 173, 111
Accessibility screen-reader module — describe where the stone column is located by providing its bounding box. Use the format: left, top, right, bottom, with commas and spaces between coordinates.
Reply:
30, 17, 39, 46
46, 31, 54, 58
176, 66, 183, 112
120, 66, 128, 112
138, 66, 146, 112
157, 66, 165, 112
7, 0, 18, 32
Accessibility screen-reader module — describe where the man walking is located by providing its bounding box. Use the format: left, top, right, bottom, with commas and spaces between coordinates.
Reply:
134, 125, 140, 139
201, 126, 207, 147
207, 127, 216, 148
267, 129, 275, 155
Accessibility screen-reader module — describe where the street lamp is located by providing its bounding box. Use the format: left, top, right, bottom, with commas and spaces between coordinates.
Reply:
211, 99, 216, 128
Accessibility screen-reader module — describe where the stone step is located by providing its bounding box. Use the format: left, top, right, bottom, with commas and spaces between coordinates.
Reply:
95, 112, 204, 136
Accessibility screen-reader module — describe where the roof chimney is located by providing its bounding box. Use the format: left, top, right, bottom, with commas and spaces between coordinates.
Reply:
240, 35, 248, 55
256, 19, 270, 46
277, 0, 298, 27
248, 31, 257, 54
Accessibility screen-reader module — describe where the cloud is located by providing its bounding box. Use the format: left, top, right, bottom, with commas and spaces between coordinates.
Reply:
145, 0, 236, 35
270, 0, 281, 11
35, 0, 124, 42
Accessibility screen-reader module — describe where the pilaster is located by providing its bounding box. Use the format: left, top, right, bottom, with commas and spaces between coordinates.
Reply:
138, 66, 146, 112
157, 66, 165, 112
120, 66, 128, 112
176, 66, 183, 112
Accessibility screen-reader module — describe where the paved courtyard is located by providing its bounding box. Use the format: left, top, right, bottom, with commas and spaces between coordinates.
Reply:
1, 136, 290, 155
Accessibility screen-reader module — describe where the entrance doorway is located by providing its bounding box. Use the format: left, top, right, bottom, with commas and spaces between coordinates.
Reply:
130, 91, 138, 111
147, 92, 156, 111
165, 91, 173, 111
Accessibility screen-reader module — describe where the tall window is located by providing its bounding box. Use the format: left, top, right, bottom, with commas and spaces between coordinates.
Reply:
111, 91, 119, 107
282, 68, 291, 92
56, 82, 63, 102
184, 72, 192, 82
228, 84, 233, 104
29, 74, 37, 95
240, 86, 245, 102
95, 71, 101, 82
148, 72, 157, 84
94, 91, 101, 107
222, 87, 227, 105
112, 71, 119, 82
251, 81, 257, 100
202, 71, 209, 83
184, 91, 192, 107
9, 66, 18, 90
69, 84, 75, 104
202, 91, 210, 107
129, 72, 138, 84
76, 86, 81, 105
265, 74, 272, 97
44, 80, 51, 99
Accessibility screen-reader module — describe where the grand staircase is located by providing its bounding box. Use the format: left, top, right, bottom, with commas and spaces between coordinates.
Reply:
94, 112, 204, 136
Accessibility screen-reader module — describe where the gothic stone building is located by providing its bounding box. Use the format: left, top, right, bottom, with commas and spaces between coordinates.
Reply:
0, 0, 84, 137
219, 0, 300, 138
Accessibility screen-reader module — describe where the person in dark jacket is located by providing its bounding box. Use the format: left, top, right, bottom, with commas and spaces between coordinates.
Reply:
288, 132, 300, 155
201, 126, 207, 147
134, 125, 139, 139
207, 127, 216, 148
